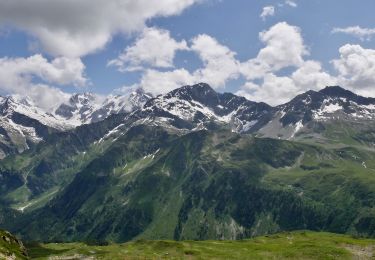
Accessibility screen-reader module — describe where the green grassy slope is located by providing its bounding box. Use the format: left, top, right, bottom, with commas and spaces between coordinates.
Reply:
27, 231, 375, 259
295, 120, 375, 149
0, 229, 28, 259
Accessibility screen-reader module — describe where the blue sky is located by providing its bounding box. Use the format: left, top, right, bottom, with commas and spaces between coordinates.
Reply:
0, 0, 374, 109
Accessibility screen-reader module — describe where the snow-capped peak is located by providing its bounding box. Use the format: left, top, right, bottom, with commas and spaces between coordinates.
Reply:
0, 95, 69, 130
138, 83, 273, 132
258, 86, 375, 140
54, 88, 152, 126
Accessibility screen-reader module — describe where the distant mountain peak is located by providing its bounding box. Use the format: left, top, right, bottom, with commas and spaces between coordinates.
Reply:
177, 82, 214, 92
166, 83, 218, 103
319, 86, 375, 105
257, 85, 375, 140
54, 87, 152, 125
319, 86, 357, 98
141, 83, 273, 133
0, 95, 45, 117
68, 92, 100, 107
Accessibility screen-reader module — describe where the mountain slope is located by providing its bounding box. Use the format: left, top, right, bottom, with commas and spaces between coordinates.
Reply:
1, 83, 375, 244
0, 113, 128, 214
9, 125, 375, 242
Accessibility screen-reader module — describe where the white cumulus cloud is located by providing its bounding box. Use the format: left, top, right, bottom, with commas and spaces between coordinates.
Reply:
191, 34, 240, 88
108, 27, 189, 72
238, 24, 337, 105
0, 54, 87, 109
136, 69, 196, 95
241, 22, 308, 80
120, 33, 242, 94
332, 44, 375, 96
0, 0, 200, 57
237, 61, 337, 106
291, 60, 337, 92
237, 74, 298, 105
257, 22, 308, 70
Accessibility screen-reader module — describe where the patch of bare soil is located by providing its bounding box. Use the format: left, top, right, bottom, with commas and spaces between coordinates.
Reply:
342, 244, 374, 259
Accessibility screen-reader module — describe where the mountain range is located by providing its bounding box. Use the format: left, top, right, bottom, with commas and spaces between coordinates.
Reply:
0, 88, 151, 159
0, 83, 375, 243
2, 83, 375, 159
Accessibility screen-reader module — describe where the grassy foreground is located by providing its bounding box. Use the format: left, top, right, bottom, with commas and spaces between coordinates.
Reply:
27, 231, 375, 259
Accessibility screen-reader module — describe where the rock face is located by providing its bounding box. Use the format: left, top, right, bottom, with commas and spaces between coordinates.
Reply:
0, 229, 28, 259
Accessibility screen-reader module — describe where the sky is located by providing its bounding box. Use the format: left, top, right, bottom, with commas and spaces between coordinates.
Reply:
0, 0, 374, 110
